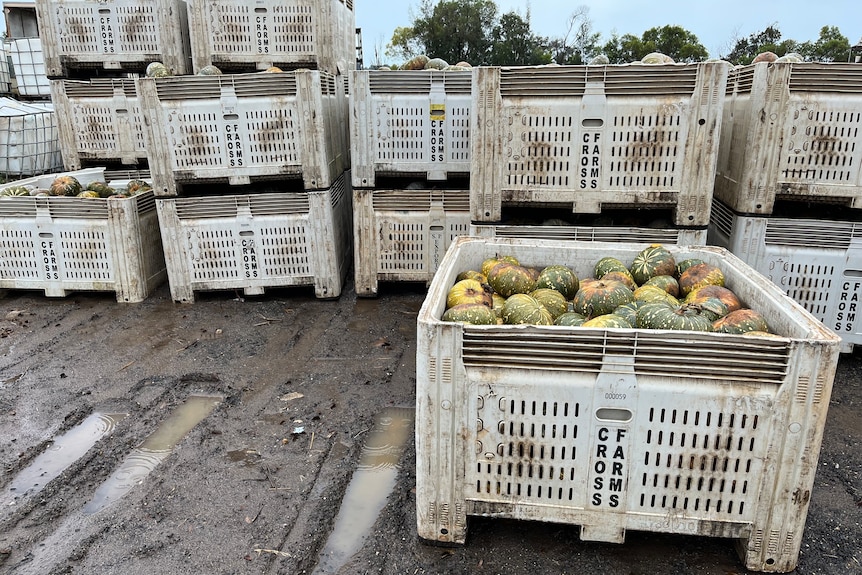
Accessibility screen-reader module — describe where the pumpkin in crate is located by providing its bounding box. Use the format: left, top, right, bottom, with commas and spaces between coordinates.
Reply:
686, 284, 742, 313
713, 309, 769, 334
487, 262, 538, 298
678, 262, 725, 297
613, 300, 649, 326
48, 175, 83, 197
535, 265, 579, 300
530, 288, 568, 319
0, 185, 31, 196
491, 293, 506, 318
571, 279, 634, 317
582, 314, 632, 329
633, 284, 680, 306
456, 270, 487, 284
594, 256, 629, 279
643, 275, 679, 297
601, 270, 637, 291
636, 302, 714, 332
442, 303, 497, 325
687, 297, 729, 322
555, 312, 587, 326
446, 279, 492, 309
675, 258, 705, 278
86, 181, 115, 198
502, 294, 553, 325
481, 255, 519, 277
630, 244, 676, 286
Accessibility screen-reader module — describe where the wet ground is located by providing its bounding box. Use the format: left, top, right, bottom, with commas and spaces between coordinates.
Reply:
0, 280, 860, 575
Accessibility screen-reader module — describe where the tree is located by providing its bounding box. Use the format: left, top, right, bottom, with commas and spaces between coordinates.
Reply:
601, 32, 647, 64
722, 24, 783, 64
808, 26, 851, 62
386, 26, 423, 63
410, 0, 498, 65
489, 11, 549, 65
640, 25, 708, 62
545, 6, 601, 65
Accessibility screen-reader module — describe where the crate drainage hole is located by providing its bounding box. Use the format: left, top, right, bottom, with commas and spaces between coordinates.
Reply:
313, 407, 414, 575
82, 394, 222, 515
1, 412, 128, 508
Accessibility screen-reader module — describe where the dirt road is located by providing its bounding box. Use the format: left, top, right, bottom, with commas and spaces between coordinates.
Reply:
1, 282, 860, 575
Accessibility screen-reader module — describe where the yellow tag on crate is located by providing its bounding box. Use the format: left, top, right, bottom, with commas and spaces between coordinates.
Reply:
429, 104, 445, 122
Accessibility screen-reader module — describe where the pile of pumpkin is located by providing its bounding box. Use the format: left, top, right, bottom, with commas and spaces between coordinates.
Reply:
442, 244, 774, 335
0, 175, 152, 199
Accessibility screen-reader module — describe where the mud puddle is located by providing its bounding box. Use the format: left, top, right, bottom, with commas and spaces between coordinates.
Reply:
0, 412, 128, 511
313, 407, 414, 575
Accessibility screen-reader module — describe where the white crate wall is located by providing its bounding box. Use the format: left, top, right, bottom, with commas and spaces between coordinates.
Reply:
156, 170, 352, 302
350, 70, 472, 188
137, 70, 349, 195
0, 168, 166, 302
50, 78, 147, 170
469, 223, 707, 246
0, 42, 11, 94
353, 187, 470, 296
416, 237, 840, 573
33, 0, 192, 76
715, 62, 862, 215
0, 97, 62, 177
187, 0, 355, 75
470, 62, 730, 226
709, 198, 862, 352
9, 38, 50, 98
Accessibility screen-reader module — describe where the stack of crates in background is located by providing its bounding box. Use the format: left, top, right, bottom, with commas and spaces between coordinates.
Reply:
0, 166, 166, 302
186, 0, 356, 74
350, 68, 472, 297
4, 2, 50, 99
36, 0, 194, 172
469, 62, 730, 248
138, 69, 352, 302
710, 62, 862, 352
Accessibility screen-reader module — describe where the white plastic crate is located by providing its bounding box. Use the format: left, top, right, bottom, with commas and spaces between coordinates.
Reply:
0, 167, 166, 302
187, 0, 355, 75
417, 236, 840, 573
353, 187, 470, 296
350, 70, 471, 188
33, 0, 192, 76
157, 170, 352, 302
0, 97, 62, 177
50, 78, 147, 170
9, 38, 50, 98
708, 198, 862, 353
0, 42, 11, 94
470, 223, 706, 245
470, 62, 729, 226
137, 70, 349, 195
715, 62, 862, 215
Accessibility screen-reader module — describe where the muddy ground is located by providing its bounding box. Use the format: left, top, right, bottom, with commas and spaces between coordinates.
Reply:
0, 280, 860, 575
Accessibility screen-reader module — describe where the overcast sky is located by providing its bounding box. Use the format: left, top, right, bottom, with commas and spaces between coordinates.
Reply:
356, 0, 861, 65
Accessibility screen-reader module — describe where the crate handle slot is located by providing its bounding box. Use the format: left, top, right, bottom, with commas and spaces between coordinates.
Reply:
595, 408, 632, 422
845, 270, 862, 277
98, 8, 110, 14
254, 7, 267, 13
223, 114, 239, 121
582, 118, 604, 128
39, 232, 54, 238
239, 230, 254, 236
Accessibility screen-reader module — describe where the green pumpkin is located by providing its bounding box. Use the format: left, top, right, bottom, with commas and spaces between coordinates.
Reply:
491, 293, 506, 318
630, 244, 676, 286
481, 255, 519, 277
678, 262, 725, 297
0, 185, 32, 196
456, 270, 487, 284
613, 300, 650, 326
535, 265, 579, 300
76, 190, 100, 198
582, 314, 632, 329
571, 278, 634, 317
502, 294, 554, 325
48, 175, 83, 197
636, 302, 714, 332
675, 258, 705, 278
685, 284, 743, 313
442, 303, 497, 325
633, 284, 680, 306
643, 275, 680, 297
686, 297, 729, 322
487, 262, 538, 298
594, 256, 629, 279
712, 309, 769, 334
86, 181, 115, 198
530, 288, 569, 319
601, 270, 637, 291
554, 311, 587, 326
446, 278, 492, 309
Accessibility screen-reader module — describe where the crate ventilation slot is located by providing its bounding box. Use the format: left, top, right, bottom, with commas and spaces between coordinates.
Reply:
63, 79, 138, 98
788, 64, 862, 93
154, 75, 302, 100
764, 219, 859, 249
174, 194, 310, 219
499, 65, 700, 97
368, 71, 472, 94
710, 199, 735, 239
488, 225, 685, 244
372, 190, 469, 211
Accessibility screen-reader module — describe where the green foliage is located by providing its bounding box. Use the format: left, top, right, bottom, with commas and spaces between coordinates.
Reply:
410, 0, 498, 65
600, 26, 706, 63
722, 24, 784, 64
489, 12, 549, 65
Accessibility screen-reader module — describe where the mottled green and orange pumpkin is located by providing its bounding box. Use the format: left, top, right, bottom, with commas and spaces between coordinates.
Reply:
446, 279, 492, 309
456, 269, 487, 284
554, 311, 587, 326
442, 303, 497, 325
571, 279, 634, 317
636, 302, 714, 332
685, 284, 743, 313
612, 300, 650, 326
530, 288, 569, 319
481, 255, 519, 278
675, 258, 705, 278
582, 314, 632, 329
643, 275, 680, 297
633, 284, 680, 306
535, 265, 579, 299
678, 262, 725, 297
630, 244, 676, 286
48, 175, 83, 197
594, 256, 629, 279
502, 294, 554, 325
487, 262, 538, 298
712, 309, 769, 334
86, 181, 115, 198
601, 270, 637, 291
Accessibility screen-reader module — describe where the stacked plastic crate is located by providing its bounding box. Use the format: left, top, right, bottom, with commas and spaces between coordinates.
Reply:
141, 0, 355, 302
468, 62, 730, 247
350, 68, 473, 296
709, 62, 862, 352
